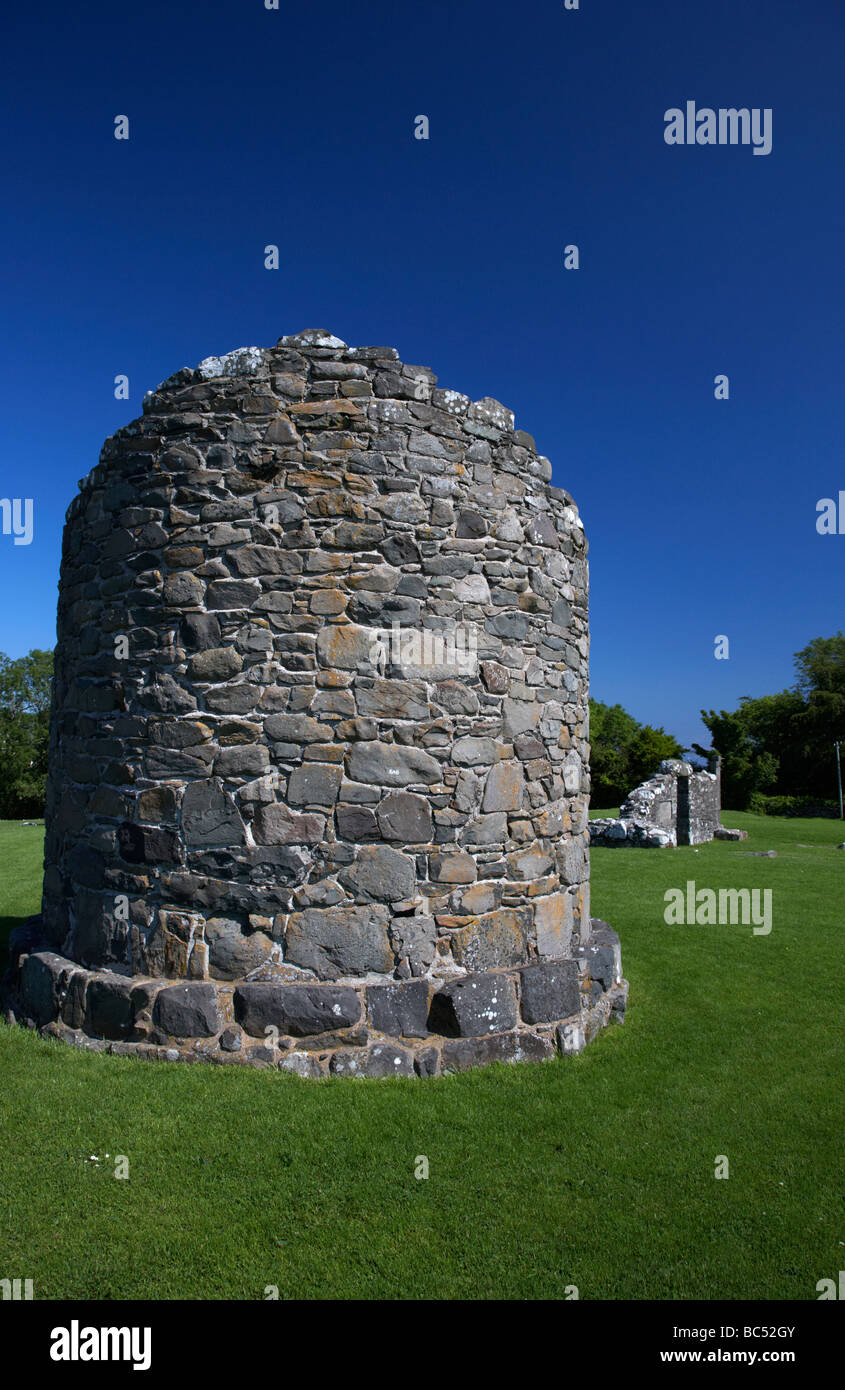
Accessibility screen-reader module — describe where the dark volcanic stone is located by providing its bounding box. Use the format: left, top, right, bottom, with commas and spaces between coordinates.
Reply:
376, 791, 432, 843
117, 823, 181, 864
181, 612, 222, 650
485, 612, 529, 641
137, 786, 179, 823
85, 975, 134, 1039
578, 941, 618, 992
414, 1047, 440, 1078
219, 1025, 243, 1052
284, 904, 393, 979
380, 535, 420, 566
518, 960, 580, 1024
287, 764, 343, 807
181, 780, 246, 848
153, 983, 219, 1037
366, 980, 431, 1038
456, 509, 486, 539
338, 845, 416, 902
19, 952, 60, 1027
66, 844, 107, 888
428, 972, 519, 1037
335, 804, 379, 842
234, 982, 361, 1037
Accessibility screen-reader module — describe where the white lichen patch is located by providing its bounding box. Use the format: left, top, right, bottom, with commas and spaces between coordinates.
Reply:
278, 330, 347, 349
469, 396, 515, 431
197, 347, 266, 379
438, 389, 470, 415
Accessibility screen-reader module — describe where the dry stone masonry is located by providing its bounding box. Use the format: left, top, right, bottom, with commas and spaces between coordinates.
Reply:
7, 330, 627, 1077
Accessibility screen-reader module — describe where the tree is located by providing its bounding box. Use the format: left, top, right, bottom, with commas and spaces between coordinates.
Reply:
590, 699, 683, 806
693, 706, 780, 810
0, 649, 54, 818
793, 631, 845, 700
790, 633, 845, 796
697, 633, 845, 808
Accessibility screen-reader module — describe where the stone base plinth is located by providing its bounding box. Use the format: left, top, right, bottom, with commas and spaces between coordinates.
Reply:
4, 917, 627, 1079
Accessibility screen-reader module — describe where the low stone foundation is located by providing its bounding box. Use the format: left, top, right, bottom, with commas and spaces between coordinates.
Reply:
5, 916, 627, 1078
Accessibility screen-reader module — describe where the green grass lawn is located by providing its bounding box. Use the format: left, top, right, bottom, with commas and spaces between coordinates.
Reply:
1, 813, 843, 1300
0, 819, 44, 974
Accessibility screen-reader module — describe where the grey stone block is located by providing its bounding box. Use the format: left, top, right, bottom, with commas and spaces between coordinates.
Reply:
181, 613, 221, 650
206, 917, 275, 980
578, 924, 622, 991
441, 1030, 554, 1072
339, 845, 416, 902
519, 960, 581, 1024
234, 982, 361, 1037
251, 803, 325, 845
376, 791, 432, 842
366, 980, 431, 1038
19, 952, 61, 1027
346, 742, 441, 787
278, 1050, 326, 1078
428, 973, 519, 1037
85, 975, 134, 1039
287, 763, 343, 807
181, 780, 245, 848
117, 823, 181, 864
329, 1044, 415, 1078
153, 984, 219, 1038
284, 905, 393, 979
335, 804, 379, 841
414, 1047, 440, 1078
388, 916, 436, 977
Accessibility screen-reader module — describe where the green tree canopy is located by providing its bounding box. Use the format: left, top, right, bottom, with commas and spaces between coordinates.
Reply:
590, 699, 683, 807
0, 649, 54, 818
696, 632, 845, 808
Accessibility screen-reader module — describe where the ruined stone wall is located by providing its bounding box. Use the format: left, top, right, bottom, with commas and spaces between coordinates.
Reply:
679, 765, 721, 845
590, 759, 721, 848
9, 329, 626, 1076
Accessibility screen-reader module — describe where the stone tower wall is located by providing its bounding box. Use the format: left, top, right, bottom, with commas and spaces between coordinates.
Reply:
9, 330, 626, 1076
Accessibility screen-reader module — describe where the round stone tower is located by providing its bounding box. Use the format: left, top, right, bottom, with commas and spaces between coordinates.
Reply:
10, 330, 626, 1076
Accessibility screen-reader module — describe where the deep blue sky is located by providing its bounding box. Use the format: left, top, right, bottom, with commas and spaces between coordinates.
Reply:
1, 0, 842, 748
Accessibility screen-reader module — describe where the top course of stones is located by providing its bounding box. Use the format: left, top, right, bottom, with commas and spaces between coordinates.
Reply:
103, 327, 570, 501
